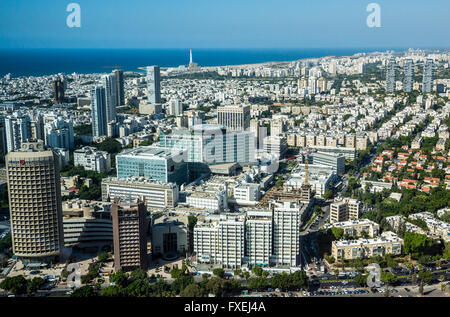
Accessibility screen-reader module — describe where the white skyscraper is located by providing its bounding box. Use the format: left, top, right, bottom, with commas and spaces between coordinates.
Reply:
169, 99, 183, 116
101, 74, 118, 123
5, 115, 32, 153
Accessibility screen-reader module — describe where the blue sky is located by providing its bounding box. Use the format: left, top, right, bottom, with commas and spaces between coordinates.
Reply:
0, 0, 449, 49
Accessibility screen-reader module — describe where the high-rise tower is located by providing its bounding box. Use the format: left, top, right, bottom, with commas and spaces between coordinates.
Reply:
101, 74, 118, 123
113, 69, 125, 107
91, 86, 107, 137
422, 59, 434, 93
386, 56, 396, 93
403, 59, 414, 93
146, 66, 161, 105
6, 140, 64, 264
111, 198, 148, 271
52, 79, 65, 104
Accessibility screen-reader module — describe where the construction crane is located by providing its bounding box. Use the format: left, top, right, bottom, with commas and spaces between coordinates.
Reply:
301, 147, 317, 186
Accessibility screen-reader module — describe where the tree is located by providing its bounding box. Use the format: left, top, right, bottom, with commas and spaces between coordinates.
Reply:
27, 277, 44, 294
100, 285, 123, 297
380, 272, 398, 285
110, 270, 128, 287
323, 189, 334, 200
188, 216, 198, 231
206, 277, 227, 297
96, 138, 122, 154
251, 266, 263, 277
418, 270, 433, 285
171, 275, 194, 294
125, 279, 151, 297
97, 252, 109, 263
419, 280, 424, 296
331, 227, 344, 240
180, 283, 202, 297
385, 255, 398, 269
130, 269, 148, 281
403, 232, 434, 258
248, 277, 267, 291
0, 275, 28, 295
353, 274, 368, 286
71, 285, 96, 297
213, 268, 225, 278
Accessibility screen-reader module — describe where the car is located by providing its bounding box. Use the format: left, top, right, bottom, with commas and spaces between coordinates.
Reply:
30, 270, 40, 275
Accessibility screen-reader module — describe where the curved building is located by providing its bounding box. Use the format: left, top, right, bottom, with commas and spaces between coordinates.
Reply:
6, 140, 63, 263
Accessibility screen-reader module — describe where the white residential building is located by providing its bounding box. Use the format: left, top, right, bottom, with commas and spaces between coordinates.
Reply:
74, 146, 111, 173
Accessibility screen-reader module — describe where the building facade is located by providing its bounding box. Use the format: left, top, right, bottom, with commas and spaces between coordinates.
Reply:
111, 199, 148, 271
101, 177, 179, 209
116, 146, 188, 185
6, 140, 64, 263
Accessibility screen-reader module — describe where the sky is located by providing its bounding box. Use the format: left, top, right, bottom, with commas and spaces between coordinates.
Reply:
0, 0, 449, 49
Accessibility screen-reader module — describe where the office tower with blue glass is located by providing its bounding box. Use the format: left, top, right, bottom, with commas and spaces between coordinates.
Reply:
403, 59, 414, 93
147, 66, 161, 104
113, 69, 125, 106
423, 59, 434, 93
385, 56, 396, 93
91, 86, 107, 137
116, 146, 188, 186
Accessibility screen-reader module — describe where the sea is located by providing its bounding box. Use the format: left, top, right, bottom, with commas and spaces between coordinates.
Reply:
0, 48, 393, 77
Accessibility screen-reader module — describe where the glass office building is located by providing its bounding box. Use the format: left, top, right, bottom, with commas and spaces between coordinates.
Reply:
116, 146, 188, 186
159, 124, 256, 165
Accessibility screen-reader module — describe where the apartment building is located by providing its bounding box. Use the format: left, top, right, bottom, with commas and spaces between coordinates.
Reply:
330, 198, 362, 223
332, 231, 403, 260
326, 219, 380, 238
245, 210, 273, 267
74, 146, 111, 173
272, 202, 302, 266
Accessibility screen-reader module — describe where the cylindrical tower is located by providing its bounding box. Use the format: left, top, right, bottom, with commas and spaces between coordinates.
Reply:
6, 140, 64, 263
